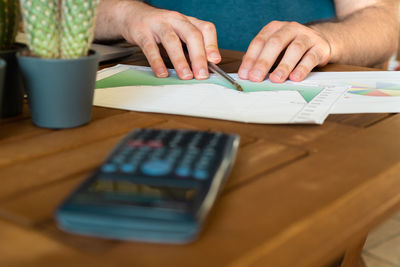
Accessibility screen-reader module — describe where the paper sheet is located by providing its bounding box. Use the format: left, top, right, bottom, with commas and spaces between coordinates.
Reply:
303, 71, 400, 114
94, 65, 347, 124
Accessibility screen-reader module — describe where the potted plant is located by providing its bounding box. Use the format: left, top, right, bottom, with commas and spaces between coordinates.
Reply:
17, 0, 100, 128
0, 0, 24, 118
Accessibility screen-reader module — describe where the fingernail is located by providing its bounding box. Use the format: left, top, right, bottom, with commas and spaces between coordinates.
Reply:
292, 71, 301, 80
157, 68, 168, 77
182, 68, 193, 79
197, 68, 209, 79
209, 52, 221, 61
274, 70, 283, 80
239, 68, 249, 79
250, 69, 263, 81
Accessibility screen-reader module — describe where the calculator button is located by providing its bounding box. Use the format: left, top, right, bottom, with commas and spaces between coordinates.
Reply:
182, 148, 199, 162
203, 148, 216, 156
188, 133, 203, 148
129, 154, 147, 165
154, 130, 170, 140
133, 147, 150, 157
102, 163, 117, 173
119, 149, 131, 156
187, 147, 200, 154
120, 164, 136, 173
180, 157, 195, 167
112, 155, 125, 164
193, 169, 209, 180
166, 152, 181, 165
147, 140, 163, 148
176, 166, 191, 177
169, 131, 186, 146
166, 148, 182, 159
127, 140, 144, 147
141, 160, 172, 176
196, 161, 209, 170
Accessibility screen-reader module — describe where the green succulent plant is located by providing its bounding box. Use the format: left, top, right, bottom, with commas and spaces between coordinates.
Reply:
0, 0, 20, 50
20, 0, 100, 59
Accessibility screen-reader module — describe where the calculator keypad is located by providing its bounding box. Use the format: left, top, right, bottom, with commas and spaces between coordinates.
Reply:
100, 129, 230, 182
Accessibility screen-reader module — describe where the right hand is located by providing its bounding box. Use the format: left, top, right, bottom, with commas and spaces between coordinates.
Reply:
238, 21, 332, 83
117, 2, 221, 80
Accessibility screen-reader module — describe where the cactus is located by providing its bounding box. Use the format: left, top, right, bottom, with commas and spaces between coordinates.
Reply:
20, 0, 100, 59
0, 0, 20, 50
61, 0, 99, 58
19, 0, 59, 58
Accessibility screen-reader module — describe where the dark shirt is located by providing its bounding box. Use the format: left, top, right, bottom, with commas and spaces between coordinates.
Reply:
146, 0, 335, 51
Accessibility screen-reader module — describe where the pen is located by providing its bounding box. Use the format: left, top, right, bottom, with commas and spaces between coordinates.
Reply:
208, 62, 243, 92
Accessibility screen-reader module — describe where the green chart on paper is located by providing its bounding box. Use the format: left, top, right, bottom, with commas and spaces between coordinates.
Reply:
96, 68, 324, 103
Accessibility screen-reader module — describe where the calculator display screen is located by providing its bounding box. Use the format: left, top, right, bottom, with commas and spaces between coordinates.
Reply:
75, 179, 197, 208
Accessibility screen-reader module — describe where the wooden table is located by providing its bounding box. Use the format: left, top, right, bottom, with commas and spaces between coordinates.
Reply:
1, 50, 400, 267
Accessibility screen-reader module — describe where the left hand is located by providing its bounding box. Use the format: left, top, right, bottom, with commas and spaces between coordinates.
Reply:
238, 21, 332, 83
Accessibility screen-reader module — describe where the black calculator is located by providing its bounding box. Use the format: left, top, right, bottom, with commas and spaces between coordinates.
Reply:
56, 128, 240, 243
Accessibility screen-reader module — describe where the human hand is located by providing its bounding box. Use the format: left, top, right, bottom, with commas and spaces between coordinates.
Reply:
117, 2, 221, 80
238, 21, 331, 83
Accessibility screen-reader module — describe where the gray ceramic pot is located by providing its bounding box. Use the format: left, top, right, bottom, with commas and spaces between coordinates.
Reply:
0, 59, 6, 113
17, 51, 99, 129
0, 46, 24, 118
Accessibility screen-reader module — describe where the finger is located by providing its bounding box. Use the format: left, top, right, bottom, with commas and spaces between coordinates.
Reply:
289, 48, 322, 81
170, 18, 209, 79
238, 21, 285, 79
157, 24, 193, 80
187, 17, 221, 63
134, 30, 168, 78
238, 37, 265, 80
248, 26, 297, 82
269, 35, 312, 83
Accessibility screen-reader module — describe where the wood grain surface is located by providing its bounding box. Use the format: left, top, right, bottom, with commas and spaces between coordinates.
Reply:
0, 49, 399, 267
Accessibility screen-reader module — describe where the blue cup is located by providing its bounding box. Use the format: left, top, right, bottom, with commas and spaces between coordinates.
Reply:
17, 51, 99, 129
